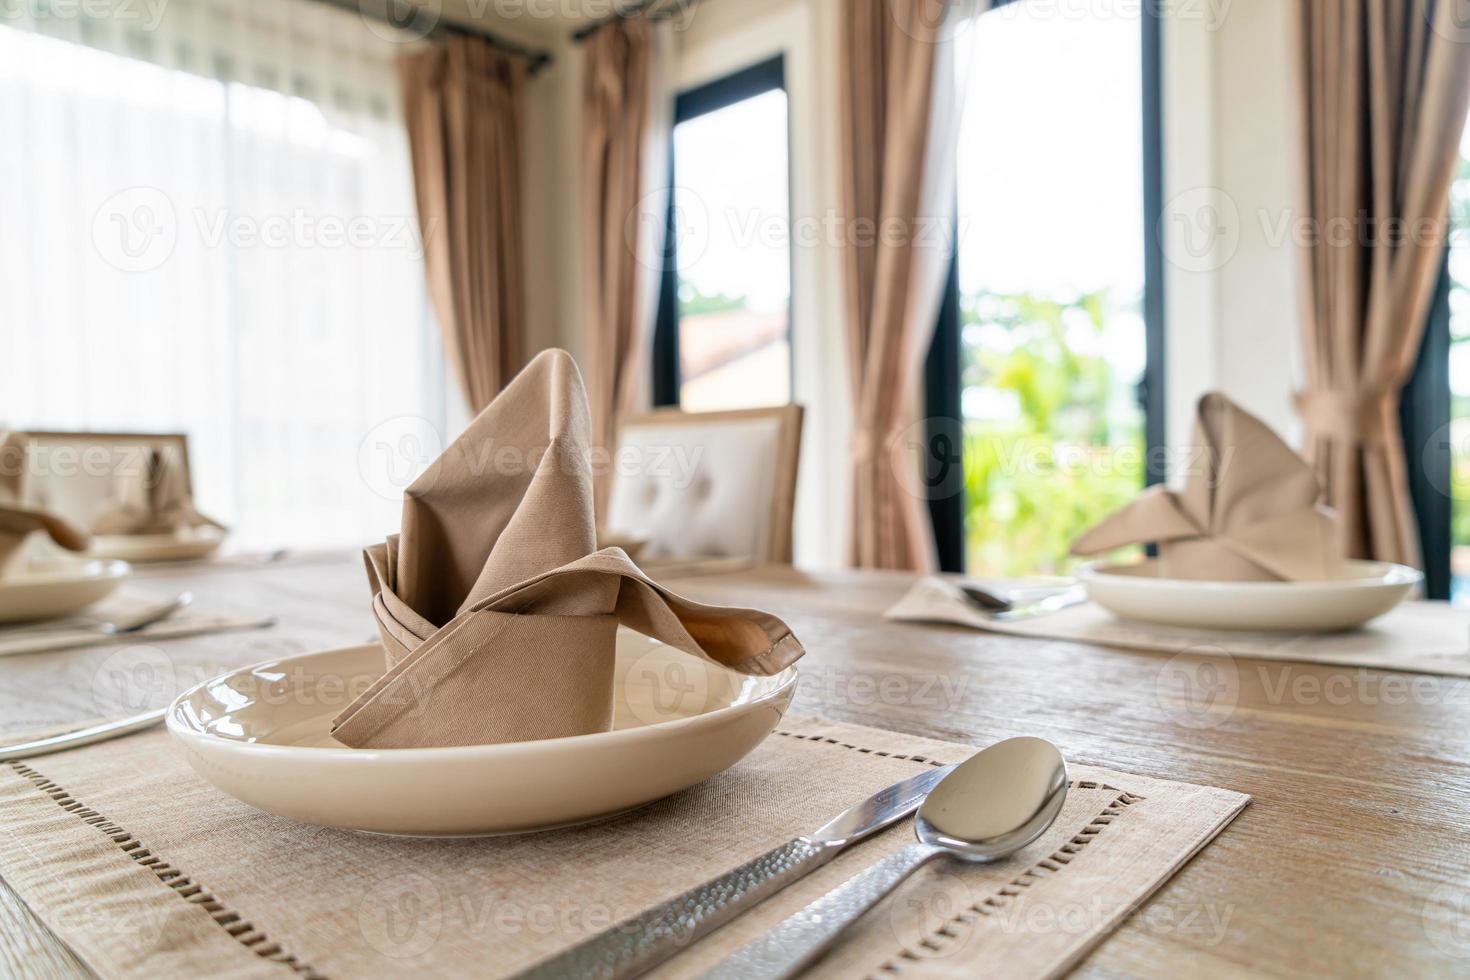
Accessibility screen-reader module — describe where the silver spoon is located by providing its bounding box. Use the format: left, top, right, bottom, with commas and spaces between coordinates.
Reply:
702, 737, 1068, 980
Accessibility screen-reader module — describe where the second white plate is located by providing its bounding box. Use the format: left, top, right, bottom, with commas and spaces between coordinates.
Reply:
1078, 559, 1422, 632
89, 526, 226, 563
0, 559, 130, 624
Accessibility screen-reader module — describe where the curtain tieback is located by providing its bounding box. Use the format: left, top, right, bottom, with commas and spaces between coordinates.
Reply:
1294, 388, 1398, 446
851, 427, 907, 465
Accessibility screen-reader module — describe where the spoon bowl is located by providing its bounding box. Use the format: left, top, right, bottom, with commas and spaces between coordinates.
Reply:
916, 735, 1068, 861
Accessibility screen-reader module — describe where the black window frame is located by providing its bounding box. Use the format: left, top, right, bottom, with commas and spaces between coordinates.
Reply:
652, 55, 791, 408
1402, 256, 1453, 599
926, 0, 1167, 573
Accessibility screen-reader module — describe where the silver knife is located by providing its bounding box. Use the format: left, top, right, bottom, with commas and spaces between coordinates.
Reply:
511, 763, 957, 980
987, 585, 1088, 622
0, 709, 167, 762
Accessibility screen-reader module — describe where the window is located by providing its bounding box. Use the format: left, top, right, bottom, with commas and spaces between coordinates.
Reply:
0, 0, 444, 552
654, 57, 792, 411
929, 0, 1164, 575
1404, 103, 1470, 603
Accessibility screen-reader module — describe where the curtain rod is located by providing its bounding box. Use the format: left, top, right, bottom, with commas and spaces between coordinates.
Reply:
314, 0, 555, 75
570, 0, 700, 43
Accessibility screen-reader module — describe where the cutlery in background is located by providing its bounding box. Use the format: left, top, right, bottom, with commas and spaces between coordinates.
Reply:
984, 585, 1087, 622
958, 583, 1015, 612
511, 763, 958, 980
703, 737, 1068, 980
0, 591, 193, 640
0, 709, 167, 762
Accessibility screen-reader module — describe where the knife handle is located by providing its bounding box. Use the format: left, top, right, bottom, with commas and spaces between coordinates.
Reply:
512, 837, 833, 980
700, 842, 945, 980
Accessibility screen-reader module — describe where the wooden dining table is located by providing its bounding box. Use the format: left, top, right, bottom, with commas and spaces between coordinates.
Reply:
2, 551, 1468, 977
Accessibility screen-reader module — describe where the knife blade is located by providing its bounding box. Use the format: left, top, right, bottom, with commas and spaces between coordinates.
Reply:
510, 763, 957, 980
988, 585, 1088, 622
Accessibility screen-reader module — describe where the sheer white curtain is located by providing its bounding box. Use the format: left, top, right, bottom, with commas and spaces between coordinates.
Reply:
0, 0, 448, 551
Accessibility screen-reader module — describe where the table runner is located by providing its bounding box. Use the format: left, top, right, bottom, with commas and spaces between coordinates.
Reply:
0, 715, 1247, 979
887, 578, 1470, 677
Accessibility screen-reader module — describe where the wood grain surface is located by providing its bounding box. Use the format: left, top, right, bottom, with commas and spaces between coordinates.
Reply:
3, 554, 1469, 977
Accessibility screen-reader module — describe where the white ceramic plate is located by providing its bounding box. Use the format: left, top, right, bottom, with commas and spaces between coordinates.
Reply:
0, 559, 130, 624
89, 525, 226, 563
168, 630, 799, 837
1078, 559, 1422, 632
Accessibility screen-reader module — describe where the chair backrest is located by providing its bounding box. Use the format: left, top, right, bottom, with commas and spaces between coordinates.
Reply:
14, 431, 194, 530
605, 405, 803, 565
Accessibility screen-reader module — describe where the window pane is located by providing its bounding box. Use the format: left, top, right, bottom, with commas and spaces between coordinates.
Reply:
956, 5, 1146, 576
673, 88, 791, 411
1449, 118, 1470, 601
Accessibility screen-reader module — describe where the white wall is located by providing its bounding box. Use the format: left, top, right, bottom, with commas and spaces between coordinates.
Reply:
1161, 0, 1301, 463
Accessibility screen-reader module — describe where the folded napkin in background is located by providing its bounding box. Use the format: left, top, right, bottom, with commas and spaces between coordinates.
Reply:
91, 445, 226, 536
331, 349, 804, 749
1072, 391, 1343, 581
0, 432, 89, 577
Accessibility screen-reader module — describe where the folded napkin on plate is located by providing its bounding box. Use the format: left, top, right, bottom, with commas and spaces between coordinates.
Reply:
91, 446, 225, 536
331, 349, 804, 749
0, 431, 89, 577
1071, 392, 1343, 581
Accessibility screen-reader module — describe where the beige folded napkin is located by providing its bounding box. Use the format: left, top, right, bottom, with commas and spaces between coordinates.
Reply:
91, 445, 225, 536
1072, 392, 1343, 581
0, 432, 89, 577
331, 349, 804, 748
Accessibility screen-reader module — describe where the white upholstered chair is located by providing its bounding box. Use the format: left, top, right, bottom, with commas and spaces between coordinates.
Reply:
14, 431, 195, 529
604, 405, 803, 565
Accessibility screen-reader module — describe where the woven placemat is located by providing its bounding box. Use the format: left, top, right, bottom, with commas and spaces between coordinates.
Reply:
0, 716, 1247, 979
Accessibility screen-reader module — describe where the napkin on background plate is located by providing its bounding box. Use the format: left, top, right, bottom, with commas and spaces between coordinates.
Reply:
91, 445, 226, 536
331, 349, 804, 749
1071, 391, 1344, 581
0, 432, 89, 578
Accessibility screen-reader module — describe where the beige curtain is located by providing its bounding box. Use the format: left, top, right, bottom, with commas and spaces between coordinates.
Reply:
1292, 0, 1470, 566
839, 0, 976, 570
400, 34, 527, 414
580, 18, 671, 518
